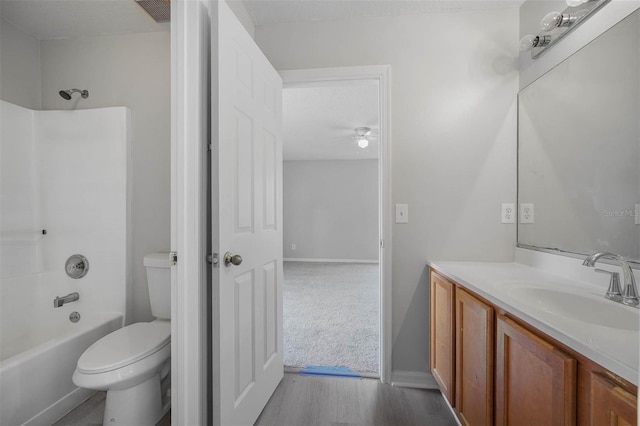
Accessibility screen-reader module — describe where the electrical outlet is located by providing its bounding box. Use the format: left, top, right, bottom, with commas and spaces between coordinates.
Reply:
396, 204, 409, 224
501, 203, 515, 224
291, 243, 296, 251
520, 203, 534, 223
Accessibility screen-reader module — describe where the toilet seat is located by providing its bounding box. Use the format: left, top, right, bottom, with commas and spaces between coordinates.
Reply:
78, 321, 170, 374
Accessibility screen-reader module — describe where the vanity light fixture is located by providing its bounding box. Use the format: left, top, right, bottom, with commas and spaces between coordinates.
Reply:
566, 0, 589, 7
522, 0, 609, 59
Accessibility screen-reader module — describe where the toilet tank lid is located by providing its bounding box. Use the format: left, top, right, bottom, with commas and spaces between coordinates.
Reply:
144, 252, 172, 268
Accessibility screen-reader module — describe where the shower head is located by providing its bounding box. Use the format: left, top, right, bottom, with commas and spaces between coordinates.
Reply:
59, 89, 89, 100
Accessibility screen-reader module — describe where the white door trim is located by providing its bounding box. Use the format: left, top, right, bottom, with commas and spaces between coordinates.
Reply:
171, 0, 209, 424
280, 65, 392, 384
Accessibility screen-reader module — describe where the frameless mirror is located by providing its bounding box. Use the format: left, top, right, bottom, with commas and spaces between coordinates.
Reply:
518, 9, 640, 264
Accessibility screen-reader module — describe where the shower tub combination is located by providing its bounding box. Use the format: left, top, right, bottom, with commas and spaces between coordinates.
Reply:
0, 100, 131, 425
0, 303, 122, 425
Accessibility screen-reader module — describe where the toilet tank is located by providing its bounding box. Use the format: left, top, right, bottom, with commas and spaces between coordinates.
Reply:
144, 253, 172, 319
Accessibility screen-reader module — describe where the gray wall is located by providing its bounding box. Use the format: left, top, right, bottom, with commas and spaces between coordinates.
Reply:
39, 32, 171, 324
256, 9, 519, 375
284, 160, 378, 261
0, 19, 41, 109
0, 31, 173, 324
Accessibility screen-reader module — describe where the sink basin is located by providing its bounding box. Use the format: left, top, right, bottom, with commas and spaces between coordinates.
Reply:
507, 287, 639, 331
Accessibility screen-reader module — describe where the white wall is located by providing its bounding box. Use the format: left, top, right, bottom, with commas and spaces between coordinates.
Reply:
40, 32, 171, 323
255, 9, 519, 374
283, 160, 378, 261
0, 18, 41, 109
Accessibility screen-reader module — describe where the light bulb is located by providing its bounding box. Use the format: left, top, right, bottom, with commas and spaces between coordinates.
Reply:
540, 11, 561, 30
357, 137, 369, 148
519, 34, 551, 52
519, 34, 536, 52
566, 0, 588, 7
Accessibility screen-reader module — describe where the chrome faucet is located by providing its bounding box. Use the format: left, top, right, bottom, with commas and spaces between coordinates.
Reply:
53, 292, 79, 308
583, 252, 638, 308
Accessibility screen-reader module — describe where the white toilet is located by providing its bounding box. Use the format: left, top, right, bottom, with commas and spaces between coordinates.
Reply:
73, 253, 172, 425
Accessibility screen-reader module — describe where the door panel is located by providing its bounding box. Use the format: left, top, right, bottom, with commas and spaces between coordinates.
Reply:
590, 373, 637, 426
429, 271, 455, 405
495, 316, 576, 426
455, 288, 494, 426
213, 1, 284, 425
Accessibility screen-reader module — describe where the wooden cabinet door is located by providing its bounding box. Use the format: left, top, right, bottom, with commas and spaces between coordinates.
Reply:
590, 373, 637, 426
495, 316, 577, 426
430, 271, 455, 405
455, 288, 494, 426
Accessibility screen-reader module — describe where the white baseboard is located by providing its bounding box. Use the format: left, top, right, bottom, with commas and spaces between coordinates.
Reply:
442, 390, 462, 426
284, 258, 379, 264
391, 371, 460, 424
390, 370, 439, 389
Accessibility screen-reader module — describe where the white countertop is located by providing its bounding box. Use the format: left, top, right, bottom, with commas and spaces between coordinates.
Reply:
428, 260, 639, 386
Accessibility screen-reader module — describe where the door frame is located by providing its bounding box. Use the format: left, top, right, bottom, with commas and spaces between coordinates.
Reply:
171, 0, 209, 424
280, 65, 392, 383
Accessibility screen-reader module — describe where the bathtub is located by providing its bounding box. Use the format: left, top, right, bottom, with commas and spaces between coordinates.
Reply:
0, 310, 122, 425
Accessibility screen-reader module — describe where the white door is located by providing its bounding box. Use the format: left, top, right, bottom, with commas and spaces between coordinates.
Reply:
211, 1, 284, 425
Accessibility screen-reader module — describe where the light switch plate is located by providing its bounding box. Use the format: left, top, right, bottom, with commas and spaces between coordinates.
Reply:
636, 204, 639, 225
520, 203, 534, 223
501, 203, 515, 224
396, 204, 409, 223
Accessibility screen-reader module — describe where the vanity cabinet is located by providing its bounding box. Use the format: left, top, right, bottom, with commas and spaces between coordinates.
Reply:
590, 373, 637, 426
495, 316, 576, 425
455, 288, 494, 426
428, 267, 638, 426
429, 271, 455, 405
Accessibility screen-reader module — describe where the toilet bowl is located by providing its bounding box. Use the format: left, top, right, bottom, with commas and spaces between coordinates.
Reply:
73, 253, 172, 425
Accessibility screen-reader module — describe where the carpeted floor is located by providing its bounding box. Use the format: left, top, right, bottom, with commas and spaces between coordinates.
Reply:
283, 261, 379, 373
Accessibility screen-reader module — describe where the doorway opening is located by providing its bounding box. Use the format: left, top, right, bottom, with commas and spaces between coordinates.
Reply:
280, 67, 391, 380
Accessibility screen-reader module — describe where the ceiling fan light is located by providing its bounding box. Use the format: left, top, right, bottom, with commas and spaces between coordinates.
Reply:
357, 137, 369, 148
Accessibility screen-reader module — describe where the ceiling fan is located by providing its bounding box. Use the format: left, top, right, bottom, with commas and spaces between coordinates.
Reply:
334, 127, 378, 148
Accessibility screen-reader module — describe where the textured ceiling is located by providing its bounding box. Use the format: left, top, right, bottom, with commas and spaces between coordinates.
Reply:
241, 0, 524, 26
0, 0, 524, 41
0, 0, 169, 40
284, 81, 379, 161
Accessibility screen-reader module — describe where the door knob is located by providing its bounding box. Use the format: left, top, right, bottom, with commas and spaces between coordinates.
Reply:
224, 252, 243, 267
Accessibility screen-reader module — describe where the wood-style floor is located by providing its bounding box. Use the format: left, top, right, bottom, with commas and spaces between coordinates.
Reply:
255, 373, 457, 426
53, 391, 171, 426
55, 373, 456, 426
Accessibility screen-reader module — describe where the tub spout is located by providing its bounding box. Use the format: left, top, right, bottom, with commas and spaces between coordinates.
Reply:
54, 292, 79, 308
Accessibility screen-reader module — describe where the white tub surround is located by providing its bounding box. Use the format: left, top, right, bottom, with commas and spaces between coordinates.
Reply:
428, 249, 639, 386
0, 100, 131, 425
